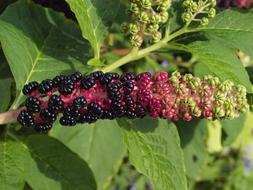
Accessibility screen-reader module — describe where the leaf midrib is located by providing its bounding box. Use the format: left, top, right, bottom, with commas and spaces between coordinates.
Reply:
11, 26, 54, 109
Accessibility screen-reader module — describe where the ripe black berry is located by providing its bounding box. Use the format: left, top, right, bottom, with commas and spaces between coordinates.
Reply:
48, 95, 64, 112
39, 79, 54, 94
69, 72, 82, 82
120, 72, 135, 82
87, 102, 103, 117
34, 122, 52, 132
22, 81, 39, 95
79, 76, 95, 90
58, 79, 75, 95
63, 106, 81, 120
53, 75, 66, 86
125, 110, 137, 119
79, 113, 98, 123
90, 71, 104, 80
123, 81, 134, 94
60, 116, 77, 126
25, 96, 41, 113
73, 96, 87, 110
17, 110, 35, 128
40, 108, 57, 123
135, 103, 147, 118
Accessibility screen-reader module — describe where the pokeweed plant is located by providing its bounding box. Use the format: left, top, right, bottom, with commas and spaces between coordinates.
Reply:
0, 0, 253, 190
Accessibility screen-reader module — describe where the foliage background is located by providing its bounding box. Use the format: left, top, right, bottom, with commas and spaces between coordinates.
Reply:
0, 0, 253, 189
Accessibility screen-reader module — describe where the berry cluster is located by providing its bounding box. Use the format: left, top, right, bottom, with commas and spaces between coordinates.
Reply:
123, 0, 171, 47
17, 71, 249, 132
182, 0, 216, 25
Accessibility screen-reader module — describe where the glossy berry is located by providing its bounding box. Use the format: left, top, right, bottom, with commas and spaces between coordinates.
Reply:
17, 110, 35, 128
72, 96, 87, 110
69, 72, 82, 82
53, 75, 66, 85
25, 96, 41, 113
48, 95, 64, 112
34, 122, 52, 132
40, 108, 57, 123
39, 79, 54, 94
22, 81, 39, 95
79, 76, 95, 90
87, 102, 104, 117
60, 115, 77, 126
58, 79, 75, 95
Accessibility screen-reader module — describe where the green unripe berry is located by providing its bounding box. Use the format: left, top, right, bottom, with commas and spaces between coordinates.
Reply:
209, 0, 217, 7
147, 24, 159, 33
139, 11, 149, 23
190, 2, 198, 12
152, 31, 162, 43
129, 23, 140, 35
129, 3, 140, 14
200, 17, 209, 25
140, 0, 152, 9
214, 107, 225, 118
150, 13, 161, 24
160, 11, 169, 23
130, 34, 143, 47
208, 8, 216, 18
183, 0, 192, 8
182, 12, 192, 22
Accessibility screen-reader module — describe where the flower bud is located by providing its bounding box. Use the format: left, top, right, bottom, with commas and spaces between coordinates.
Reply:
140, 0, 152, 9
200, 17, 209, 25
208, 8, 216, 18
139, 11, 149, 23
130, 34, 143, 47
152, 31, 162, 43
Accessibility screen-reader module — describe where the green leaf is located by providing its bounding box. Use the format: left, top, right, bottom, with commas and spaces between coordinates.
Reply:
169, 0, 184, 32
176, 119, 209, 179
118, 118, 187, 190
247, 93, 253, 112
0, 133, 26, 190
221, 113, 246, 146
0, 78, 12, 112
65, 0, 111, 58
187, 40, 252, 91
24, 135, 96, 190
0, 0, 91, 109
199, 9, 253, 57
50, 120, 126, 190
87, 58, 104, 66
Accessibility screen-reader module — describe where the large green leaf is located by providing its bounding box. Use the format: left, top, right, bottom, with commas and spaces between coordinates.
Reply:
221, 113, 246, 146
199, 9, 253, 57
177, 119, 209, 179
24, 135, 96, 190
50, 120, 126, 190
66, 0, 121, 58
0, 0, 91, 109
0, 133, 26, 190
118, 118, 187, 190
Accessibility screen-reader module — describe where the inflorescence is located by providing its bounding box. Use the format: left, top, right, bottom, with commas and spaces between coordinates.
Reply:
17, 71, 249, 132
123, 0, 171, 47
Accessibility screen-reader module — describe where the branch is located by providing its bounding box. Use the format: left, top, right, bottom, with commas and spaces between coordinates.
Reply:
0, 107, 24, 125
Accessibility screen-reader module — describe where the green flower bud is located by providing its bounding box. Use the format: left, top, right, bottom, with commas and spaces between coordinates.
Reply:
184, 97, 196, 108
219, 80, 234, 92
130, 34, 143, 47
214, 91, 226, 105
200, 17, 209, 25
140, 0, 152, 9
152, 31, 162, 42
139, 11, 149, 23
129, 23, 140, 35
225, 110, 235, 119
147, 24, 159, 33
209, 0, 217, 7
236, 85, 247, 96
129, 3, 140, 14
182, 0, 192, 8
172, 71, 181, 78
160, 11, 169, 23
183, 73, 193, 81
189, 2, 198, 12
189, 79, 200, 89
208, 8, 216, 18
192, 107, 202, 117
150, 13, 161, 24
182, 12, 192, 22
214, 106, 225, 118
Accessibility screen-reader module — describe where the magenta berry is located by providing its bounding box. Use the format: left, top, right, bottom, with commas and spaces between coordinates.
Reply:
17, 71, 249, 132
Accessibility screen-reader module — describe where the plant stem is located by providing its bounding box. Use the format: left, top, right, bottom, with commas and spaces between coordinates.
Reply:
0, 107, 24, 125
101, 26, 188, 72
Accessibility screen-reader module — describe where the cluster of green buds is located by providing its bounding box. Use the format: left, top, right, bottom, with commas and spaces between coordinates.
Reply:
123, 0, 171, 47
181, 0, 216, 26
